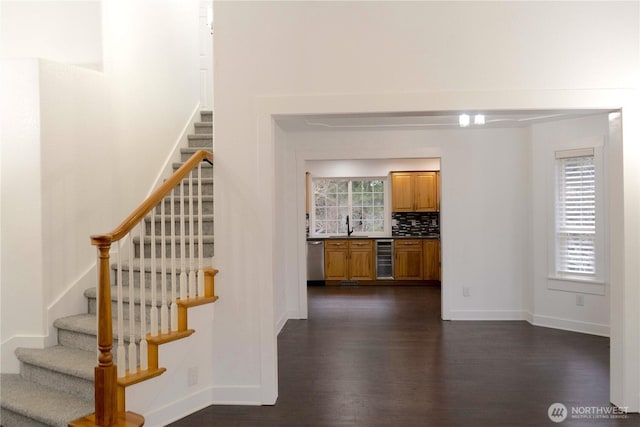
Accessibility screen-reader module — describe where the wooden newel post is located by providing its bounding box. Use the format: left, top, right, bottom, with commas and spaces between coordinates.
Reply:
94, 239, 117, 426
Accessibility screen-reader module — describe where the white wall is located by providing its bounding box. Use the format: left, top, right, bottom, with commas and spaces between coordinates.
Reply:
307, 158, 440, 177
0, 1, 103, 68
214, 0, 640, 409
103, 0, 200, 220
1, 59, 45, 368
530, 115, 611, 336
38, 60, 115, 350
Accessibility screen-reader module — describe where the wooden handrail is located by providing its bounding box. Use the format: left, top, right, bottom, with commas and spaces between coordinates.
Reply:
78, 149, 213, 427
91, 150, 213, 246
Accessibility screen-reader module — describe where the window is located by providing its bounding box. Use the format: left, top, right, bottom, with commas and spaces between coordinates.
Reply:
312, 178, 386, 236
555, 148, 598, 280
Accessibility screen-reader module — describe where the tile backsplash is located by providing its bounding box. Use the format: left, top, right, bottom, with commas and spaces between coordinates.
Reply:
392, 212, 440, 236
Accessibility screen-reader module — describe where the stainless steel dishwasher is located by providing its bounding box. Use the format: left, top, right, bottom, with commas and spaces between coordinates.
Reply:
306, 240, 325, 285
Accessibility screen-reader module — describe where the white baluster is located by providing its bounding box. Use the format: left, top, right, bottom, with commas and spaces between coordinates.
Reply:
138, 222, 148, 371
170, 188, 178, 331
116, 246, 126, 377
197, 163, 205, 296
180, 180, 188, 300
150, 207, 158, 337
188, 171, 197, 298
160, 200, 169, 334
127, 231, 137, 373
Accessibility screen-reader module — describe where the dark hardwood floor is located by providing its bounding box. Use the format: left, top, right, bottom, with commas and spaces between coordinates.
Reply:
169, 286, 638, 426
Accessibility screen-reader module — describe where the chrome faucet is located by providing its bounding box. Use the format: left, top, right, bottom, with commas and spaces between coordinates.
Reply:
346, 215, 354, 237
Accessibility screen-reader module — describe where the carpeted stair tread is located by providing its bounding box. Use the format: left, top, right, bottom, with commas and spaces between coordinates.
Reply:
132, 235, 215, 244
84, 286, 178, 305
54, 314, 144, 343
172, 161, 213, 170
15, 346, 94, 381
0, 373, 94, 427
187, 133, 213, 139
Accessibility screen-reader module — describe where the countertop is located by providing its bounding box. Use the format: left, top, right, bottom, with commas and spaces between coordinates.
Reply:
307, 235, 439, 241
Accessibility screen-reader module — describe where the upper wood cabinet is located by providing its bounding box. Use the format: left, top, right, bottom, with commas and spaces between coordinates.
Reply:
324, 239, 374, 281
391, 171, 439, 212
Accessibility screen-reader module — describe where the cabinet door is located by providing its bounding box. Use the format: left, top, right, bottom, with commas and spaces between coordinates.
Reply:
423, 239, 441, 281
349, 240, 374, 280
391, 173, 414, 212
414, 172, 438, 212
394, 240, 423, 280
325, 241, 349, 280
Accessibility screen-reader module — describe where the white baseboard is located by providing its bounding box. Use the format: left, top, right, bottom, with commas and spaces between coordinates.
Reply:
141, 385, 264, 426
529, 313, 610, 337
211, 385, 263, 405
448, 309, 528, 321
142, 387, 214, 427
275, 312, 288, 335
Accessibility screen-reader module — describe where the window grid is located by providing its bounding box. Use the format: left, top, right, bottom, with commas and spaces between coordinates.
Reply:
313, 178, 385, 236
556, 155, 596, 276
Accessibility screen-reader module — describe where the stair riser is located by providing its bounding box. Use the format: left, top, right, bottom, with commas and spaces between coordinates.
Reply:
20, 363, 93, 401
173, 164, 213, 178
144, 218, 214, 235
178, 181, 213, 196
111, 268, 201, 289
200, 112, 212, 122
180, 151, 211, 163
154, 199, 214, 215
88, 295, 177, 323
0, 408, 50, 427
134, 242, 214, 258
57, 330, 141, 368
188, 136, 213, 147
194, 123, 212, 135
57, 330, 96, 354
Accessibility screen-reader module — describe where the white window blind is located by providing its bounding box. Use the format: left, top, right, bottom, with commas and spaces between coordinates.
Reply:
555, 151, 596, 277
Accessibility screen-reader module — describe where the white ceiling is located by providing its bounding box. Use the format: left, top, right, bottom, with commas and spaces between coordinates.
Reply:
275, 109, 616, 132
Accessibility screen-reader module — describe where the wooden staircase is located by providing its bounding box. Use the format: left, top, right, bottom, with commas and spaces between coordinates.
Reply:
0, 111, 216, 427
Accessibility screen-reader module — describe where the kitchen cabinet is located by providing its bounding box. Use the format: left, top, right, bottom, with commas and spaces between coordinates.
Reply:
324, 239, 374, 281
391, 171, 439, 212
324, 240, 349, 280
394, 239, 423, 280
349, 240, 374, 280
423, 239, 441, 281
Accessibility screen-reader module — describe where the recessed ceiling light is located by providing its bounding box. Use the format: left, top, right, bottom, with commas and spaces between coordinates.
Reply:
474, 114, 485, 125
459, 114, 470, 127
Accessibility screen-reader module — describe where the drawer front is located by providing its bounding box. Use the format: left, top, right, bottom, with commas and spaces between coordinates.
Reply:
394, 239, 422, 248
325, 240, 349, 249
349, 239, 373, 249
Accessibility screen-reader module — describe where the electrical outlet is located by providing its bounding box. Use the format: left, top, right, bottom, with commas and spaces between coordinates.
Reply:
188, 366, 198, 386
576, 294, 584, 307
463, 287, 470, 297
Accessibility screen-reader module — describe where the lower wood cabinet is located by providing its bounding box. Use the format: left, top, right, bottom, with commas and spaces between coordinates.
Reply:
394, 239, 423, 280
325, 239, 374, 281
323, 238, 440, 283
324, 240, 349, 280
423, 239, 441, 281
